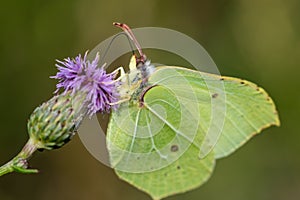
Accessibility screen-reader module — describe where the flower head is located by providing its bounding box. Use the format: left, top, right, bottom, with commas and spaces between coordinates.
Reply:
51, 52, 119, 115
28, 92, 85, 150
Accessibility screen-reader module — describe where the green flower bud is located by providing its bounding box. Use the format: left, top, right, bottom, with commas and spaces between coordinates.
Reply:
27, 92, 86, 150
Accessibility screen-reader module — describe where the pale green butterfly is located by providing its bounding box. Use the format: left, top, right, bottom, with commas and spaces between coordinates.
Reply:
107, 23, 280, 200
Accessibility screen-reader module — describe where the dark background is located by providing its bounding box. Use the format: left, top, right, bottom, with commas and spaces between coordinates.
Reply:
0, 0, 299, 199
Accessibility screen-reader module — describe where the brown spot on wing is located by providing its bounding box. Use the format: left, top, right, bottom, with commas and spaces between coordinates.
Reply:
171, 145, 179, 152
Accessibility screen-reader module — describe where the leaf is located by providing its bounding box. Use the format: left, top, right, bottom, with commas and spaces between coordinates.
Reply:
107, 66, 280, 199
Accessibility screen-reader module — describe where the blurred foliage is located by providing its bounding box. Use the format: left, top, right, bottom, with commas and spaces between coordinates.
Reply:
0, 0, 299, 199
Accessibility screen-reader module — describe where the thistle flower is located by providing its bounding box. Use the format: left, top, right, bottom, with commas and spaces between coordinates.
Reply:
0, 52, 120, 176
51, 52, 119, 116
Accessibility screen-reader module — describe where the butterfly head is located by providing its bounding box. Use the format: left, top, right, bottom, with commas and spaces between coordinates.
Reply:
113, 23, 157, 105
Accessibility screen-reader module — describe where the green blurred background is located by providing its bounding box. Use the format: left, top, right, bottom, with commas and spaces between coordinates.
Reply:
0, 0, 299, 199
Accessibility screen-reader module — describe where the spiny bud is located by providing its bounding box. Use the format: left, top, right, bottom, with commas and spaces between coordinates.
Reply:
27, 92, 86, 150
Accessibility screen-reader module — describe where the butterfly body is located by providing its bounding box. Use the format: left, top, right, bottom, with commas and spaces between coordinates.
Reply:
117, 56, 155, 105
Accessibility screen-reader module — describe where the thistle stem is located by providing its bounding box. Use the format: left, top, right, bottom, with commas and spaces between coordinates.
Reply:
0, 162, 14, 176
0, 138, 39, 177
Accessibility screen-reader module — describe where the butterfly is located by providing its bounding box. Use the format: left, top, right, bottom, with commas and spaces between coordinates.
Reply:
106, 23, 280, 200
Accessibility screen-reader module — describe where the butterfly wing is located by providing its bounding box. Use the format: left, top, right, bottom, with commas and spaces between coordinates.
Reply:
107, 66, 279, 199
148, 66, 280, 159
107, 72, 216, 199
107, 67, 208, 172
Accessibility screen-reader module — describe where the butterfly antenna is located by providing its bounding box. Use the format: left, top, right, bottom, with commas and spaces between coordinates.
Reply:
100, 32, 135, 66
113, 22, 146, 64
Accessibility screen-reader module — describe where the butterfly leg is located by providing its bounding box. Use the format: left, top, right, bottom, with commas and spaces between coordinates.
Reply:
108, 97, 130, 105
112, 66, 128, 82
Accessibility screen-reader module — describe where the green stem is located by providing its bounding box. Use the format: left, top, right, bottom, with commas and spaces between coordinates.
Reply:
0, 162, 14, 176
0, 138, 39, 177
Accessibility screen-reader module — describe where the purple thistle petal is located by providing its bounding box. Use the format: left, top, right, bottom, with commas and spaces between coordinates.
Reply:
51, 51, 119, 116
51, 52, 87, 94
